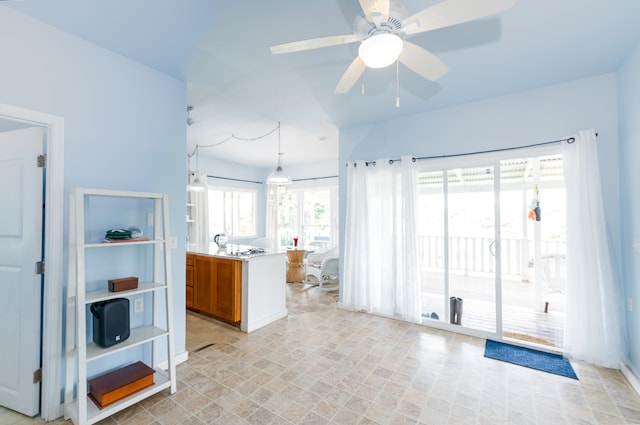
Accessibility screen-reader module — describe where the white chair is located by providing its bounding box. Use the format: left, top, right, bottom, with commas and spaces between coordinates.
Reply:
305, 247, 339, 291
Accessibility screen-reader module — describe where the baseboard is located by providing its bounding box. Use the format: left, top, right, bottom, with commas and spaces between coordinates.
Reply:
158, 351, 189, 371
241, 309, 288, 333
621, 363, 640, 396
43, 403, 63, 422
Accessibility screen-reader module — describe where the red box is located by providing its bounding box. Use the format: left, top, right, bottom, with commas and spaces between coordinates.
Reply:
108, 276, 138, 292
88, 361, 154, 409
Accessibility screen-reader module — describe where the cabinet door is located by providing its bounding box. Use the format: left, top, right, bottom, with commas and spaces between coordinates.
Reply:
212, 258, 242, 323
193, 255, 214, 314
186, 285, 194, 309
186, 254, 194, 309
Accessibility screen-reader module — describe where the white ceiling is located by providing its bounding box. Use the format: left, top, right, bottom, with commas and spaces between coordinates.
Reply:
5, 0, 640, 167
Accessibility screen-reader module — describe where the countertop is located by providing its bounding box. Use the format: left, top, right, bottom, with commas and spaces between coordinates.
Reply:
188, 243, 285, 261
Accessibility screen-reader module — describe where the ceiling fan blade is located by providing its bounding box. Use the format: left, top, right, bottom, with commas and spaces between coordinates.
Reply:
270, 34, 361, 54
398, 41, 449, 81
334, 57, 367, 94
359, 0, 390, 26
402, 0, 516, 35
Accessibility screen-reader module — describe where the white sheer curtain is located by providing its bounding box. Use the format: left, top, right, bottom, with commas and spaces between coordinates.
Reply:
188, 173, 210, 252
342, 155, 421, 323
563, 129, 624, 368
265, 184, 279, 244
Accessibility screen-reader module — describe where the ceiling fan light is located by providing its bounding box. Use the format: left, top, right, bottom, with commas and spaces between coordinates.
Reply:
266, 165, 292, 185
358, 33, 404, 68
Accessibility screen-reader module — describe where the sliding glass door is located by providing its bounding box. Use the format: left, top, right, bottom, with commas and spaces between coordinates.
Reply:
418, 160, 500, 334
418, 171, 446, 321
417, 150, 566, 346
447, 165, 497, 333
499, 156, 566, 348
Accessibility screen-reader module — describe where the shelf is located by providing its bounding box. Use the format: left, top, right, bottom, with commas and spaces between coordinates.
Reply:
66, 188, 176, 425
65, 368, 170, 425
86, 326, 168, 362
84, 239, 164, 249
85, 282, 166, 304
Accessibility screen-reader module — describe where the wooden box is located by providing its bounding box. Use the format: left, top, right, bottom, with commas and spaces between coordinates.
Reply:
108, 276, 138, 292
88, 361, 154, 409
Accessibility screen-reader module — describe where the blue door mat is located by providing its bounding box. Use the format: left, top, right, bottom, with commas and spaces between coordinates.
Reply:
484, 339, 578, 380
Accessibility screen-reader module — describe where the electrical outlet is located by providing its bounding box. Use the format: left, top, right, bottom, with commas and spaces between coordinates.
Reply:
134, 298, 144, 313
628, 297, 633, 313
170, 236, 178, 249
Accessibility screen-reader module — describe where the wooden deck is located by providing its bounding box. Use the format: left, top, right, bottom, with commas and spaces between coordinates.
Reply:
420, 270, 565, 348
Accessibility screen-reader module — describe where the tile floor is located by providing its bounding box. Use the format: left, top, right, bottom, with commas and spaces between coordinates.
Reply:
2, 281, 640, 425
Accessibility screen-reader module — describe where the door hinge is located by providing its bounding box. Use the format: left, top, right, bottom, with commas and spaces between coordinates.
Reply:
33, 368, 42, 383
37, 154, 46, 168
36, 261, 45, 275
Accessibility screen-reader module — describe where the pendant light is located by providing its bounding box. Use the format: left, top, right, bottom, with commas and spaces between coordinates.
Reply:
186, 105, 195, 126
187, 145, 206, 192
266, 122, 292, 185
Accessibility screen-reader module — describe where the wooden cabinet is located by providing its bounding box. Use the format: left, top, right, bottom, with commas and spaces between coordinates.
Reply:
211, 258, 241, 322
190, 254, 242, 324
186, 254, 194, 309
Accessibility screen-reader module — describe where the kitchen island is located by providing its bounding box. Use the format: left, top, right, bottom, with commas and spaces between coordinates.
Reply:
186, 244, 287, 333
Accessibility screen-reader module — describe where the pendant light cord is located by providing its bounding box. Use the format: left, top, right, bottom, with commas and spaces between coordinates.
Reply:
395, 60, 400, 108
277, 121, 282, 165
188, 123, 281, 157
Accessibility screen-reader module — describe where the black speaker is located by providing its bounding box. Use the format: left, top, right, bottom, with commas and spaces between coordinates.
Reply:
90, 298, 130, 348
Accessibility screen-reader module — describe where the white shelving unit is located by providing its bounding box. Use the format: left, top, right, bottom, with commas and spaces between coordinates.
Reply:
186, 202, 195, 224
186, 201, 197, 250
64, 188, 176, 425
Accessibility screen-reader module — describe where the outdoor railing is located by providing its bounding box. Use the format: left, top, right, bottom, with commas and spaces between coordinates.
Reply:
277, 226, 332, 250
418, 235, 566, 277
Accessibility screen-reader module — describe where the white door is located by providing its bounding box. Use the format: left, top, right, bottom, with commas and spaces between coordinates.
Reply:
417, 161, 501, 333
0, 126, 44, 416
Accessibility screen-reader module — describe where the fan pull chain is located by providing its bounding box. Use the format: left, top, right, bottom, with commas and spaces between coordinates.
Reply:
395, 60, 400, 108
361, 77, 365, 96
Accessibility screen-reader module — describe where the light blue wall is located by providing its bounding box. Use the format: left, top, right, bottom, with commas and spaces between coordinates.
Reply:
338, 72, 623, 349
618, 39, 640, 377
0, 5, 187, 395
283, 159, 339, 181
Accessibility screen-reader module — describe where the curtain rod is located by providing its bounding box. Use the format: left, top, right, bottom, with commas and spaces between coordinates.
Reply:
193, 173, 340, 185
355, 134, 593, 167
196, 173, 264, 185
292, 175, 338, 182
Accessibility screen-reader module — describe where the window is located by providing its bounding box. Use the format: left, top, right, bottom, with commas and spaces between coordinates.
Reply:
275, 185, 337, 250
208, 187, 256, 238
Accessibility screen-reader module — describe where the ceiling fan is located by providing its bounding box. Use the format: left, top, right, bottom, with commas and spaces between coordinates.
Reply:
270, 0, 516, 94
